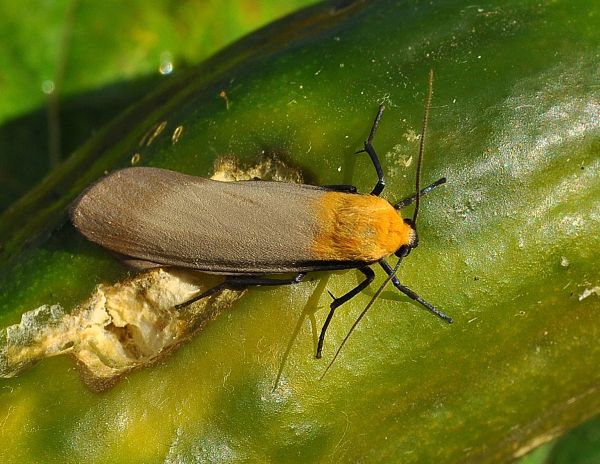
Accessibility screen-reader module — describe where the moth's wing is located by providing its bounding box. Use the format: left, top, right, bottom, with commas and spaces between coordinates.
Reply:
71, 167, 348, 274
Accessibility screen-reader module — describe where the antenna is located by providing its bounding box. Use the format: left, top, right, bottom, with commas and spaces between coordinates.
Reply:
413, 69, 434, 226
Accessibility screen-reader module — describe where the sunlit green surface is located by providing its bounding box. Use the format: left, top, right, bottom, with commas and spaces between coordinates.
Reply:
0, 1, 599, 462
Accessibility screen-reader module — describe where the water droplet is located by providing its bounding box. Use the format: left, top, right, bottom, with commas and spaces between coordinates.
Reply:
41, 80, 55, 94
159, 60, 173, 75
159, 51, 174, 75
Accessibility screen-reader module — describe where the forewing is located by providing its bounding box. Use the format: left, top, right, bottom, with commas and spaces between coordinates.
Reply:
71, 167, 332, 273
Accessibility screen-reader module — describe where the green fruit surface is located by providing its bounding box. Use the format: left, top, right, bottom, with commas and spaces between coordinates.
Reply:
0, 1, 598, 463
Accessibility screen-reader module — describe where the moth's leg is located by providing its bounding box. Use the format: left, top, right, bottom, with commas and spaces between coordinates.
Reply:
175, 281, 230, 309
316, 267, 375, 358
321, 184, 358, 193
394, 177, 447, 209
356, 104, 386, 196
175, 273, 306, 310
225, 273, 306, 287
378, 260, 452, 323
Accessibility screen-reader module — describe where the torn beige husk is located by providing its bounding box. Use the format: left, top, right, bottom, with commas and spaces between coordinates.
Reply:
0, 268, 244, 391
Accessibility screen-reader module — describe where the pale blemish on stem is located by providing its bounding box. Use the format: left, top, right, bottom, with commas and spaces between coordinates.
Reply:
171, 125, 184, 145
211, 153, 304, 184
139, 120, 168, 147
219, 90, 230, 109
579, 286, 600, 301
130, 153, 141, 165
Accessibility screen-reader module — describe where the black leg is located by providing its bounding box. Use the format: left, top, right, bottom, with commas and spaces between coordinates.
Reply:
394, 177, 447, 209
378, 260, 453, 323
322, 184, 358, 193
175, 273, 306, 310
175, 281, 230, 309
316, 267, 375, 358
356, 104, 386, 196
225, 273, 306, 287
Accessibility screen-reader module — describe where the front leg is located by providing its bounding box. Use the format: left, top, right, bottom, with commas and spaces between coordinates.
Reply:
378, 260, 452, 323
355, 104, 386, 196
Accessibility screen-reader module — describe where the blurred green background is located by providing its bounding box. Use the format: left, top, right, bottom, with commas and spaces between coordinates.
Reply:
0, 0, 320, 211
0, 1, 598, 463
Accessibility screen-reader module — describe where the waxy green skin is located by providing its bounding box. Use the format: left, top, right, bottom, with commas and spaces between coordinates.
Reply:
0, 1, 599, 463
